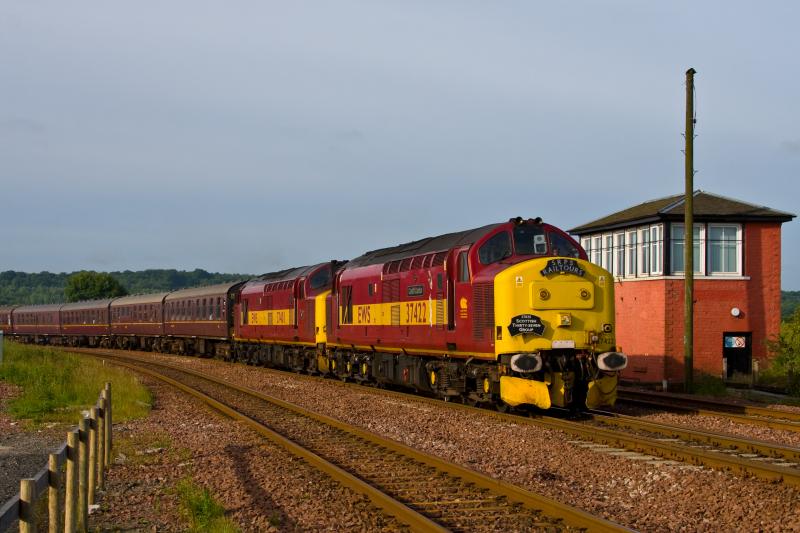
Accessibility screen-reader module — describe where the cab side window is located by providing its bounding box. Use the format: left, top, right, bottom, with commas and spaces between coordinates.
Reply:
478, 232, 512, 265
458, 252, 470, 282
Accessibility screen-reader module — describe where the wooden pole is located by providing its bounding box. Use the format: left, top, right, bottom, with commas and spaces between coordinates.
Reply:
65, 431, 78, 533
48, 453, 61, 533
97, 402, 106, 490
105, 382, 112, 453
77, 418, 89, 532
684, 67, 696, 393
88, 408, 98, 505
19, 478, 36, 533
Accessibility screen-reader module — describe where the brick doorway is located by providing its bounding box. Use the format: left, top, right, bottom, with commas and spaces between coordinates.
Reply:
723, 332, 752, 380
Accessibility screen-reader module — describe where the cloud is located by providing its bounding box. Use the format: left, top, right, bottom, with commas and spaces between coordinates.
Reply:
781, 140, 800, 155
0, 116, 46, 136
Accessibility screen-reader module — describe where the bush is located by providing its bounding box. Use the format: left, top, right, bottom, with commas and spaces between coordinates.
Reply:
767, 309, 800, 397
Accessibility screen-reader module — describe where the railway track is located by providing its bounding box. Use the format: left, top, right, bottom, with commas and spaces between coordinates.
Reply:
77, 349, 628, 533
616, 388, 800, 433
73, 348, 800, 489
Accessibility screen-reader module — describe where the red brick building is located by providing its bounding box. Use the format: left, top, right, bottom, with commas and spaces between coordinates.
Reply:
569, 191, 794, 387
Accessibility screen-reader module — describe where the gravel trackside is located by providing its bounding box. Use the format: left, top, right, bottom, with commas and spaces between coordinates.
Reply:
91, 377, 406, 532
0, 382, 65, 507
117, 352, 800, 532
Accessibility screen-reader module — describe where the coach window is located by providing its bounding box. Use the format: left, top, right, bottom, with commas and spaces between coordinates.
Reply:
216, 297, 222, 320
478, 232, 512, 264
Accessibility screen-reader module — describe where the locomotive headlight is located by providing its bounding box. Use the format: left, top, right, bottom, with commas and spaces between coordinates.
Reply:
557, 313, 571, 327
597, 351, 628, 371
510, 352, 543, 373
539, 289, 550, 300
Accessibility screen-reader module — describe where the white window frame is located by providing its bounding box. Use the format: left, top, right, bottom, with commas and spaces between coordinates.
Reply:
603, 233, 613, 273
591, 235, 602, 266
670, 223, 706, 275
625, 229, 637, 277
707, 223, 742, 276
581, 237, 591, 257
638, 226, 651, 276
650, 224, 663, 275
613, 231, 625, 278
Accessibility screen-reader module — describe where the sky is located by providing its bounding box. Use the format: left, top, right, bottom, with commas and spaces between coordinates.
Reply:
1, 1, 798, 288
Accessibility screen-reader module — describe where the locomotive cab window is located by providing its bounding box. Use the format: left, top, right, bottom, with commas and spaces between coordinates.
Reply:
548, 231, 581, 258
513, 226, 548, 256
478, 231, 512, 264
310, 267, 332, 291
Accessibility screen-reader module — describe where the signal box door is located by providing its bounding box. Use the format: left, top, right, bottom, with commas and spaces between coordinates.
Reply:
723, 332, 752, 379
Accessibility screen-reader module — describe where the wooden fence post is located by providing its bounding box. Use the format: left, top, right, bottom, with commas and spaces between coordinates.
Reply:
97, 402, 105, 490
88, 408, 98, 505
19, 478, 36, 533
65, 430, 78, 533
49, 453, 61, 533
104, 382, 112, 458
77, 418, 89, 532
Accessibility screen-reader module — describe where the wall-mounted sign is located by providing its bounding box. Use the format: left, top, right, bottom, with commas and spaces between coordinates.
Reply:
407, 285, 424, 297
540, 259, 585, 277
724, 336, 747, 348
508, 314, 545, 336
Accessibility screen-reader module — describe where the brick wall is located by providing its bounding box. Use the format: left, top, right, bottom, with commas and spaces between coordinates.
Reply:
613, 222, 783, 385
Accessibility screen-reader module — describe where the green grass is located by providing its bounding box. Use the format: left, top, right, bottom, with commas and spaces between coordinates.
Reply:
0, 341, 151, 423
692, 373, 728, 396
176, 479, 240, 533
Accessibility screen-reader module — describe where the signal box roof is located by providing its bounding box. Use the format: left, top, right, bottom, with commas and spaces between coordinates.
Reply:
570, 190, 796, 235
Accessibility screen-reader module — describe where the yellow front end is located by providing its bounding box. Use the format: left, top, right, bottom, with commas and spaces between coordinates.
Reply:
494, 257, 620, 409
315, 290, 331, 373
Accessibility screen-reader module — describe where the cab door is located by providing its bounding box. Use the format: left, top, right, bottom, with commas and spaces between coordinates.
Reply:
446, 246, 472, 351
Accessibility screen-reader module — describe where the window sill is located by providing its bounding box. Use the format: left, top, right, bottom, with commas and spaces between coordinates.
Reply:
614, 275, 750, 282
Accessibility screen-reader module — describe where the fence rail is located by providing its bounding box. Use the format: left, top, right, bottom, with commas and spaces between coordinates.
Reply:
0, 382, 113, 533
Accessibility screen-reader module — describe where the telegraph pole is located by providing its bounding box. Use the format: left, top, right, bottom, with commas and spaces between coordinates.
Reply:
684, 68, 696, 393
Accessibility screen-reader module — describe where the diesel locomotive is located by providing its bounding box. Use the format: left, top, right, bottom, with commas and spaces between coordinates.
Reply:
1, 217, 627, 410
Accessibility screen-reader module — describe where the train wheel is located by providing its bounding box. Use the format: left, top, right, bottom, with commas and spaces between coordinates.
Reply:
495, 400, 510, 413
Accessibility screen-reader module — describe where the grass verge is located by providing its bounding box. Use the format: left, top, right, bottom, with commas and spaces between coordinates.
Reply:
176, 478, 240, 533
0, 341, 151, 423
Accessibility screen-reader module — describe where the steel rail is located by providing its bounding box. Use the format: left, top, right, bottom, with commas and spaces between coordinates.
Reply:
587, 410, 800, 464
74, 348, 800, 488
618, 388, 800, 422
99, 358, 446, 532
616, 393, 800, 433
81, 349, 630, 533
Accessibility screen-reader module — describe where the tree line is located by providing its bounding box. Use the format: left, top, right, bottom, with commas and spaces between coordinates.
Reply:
0, 269, 251, 305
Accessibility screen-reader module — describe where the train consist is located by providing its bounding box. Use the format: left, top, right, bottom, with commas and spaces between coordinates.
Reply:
1, 218, 627, 410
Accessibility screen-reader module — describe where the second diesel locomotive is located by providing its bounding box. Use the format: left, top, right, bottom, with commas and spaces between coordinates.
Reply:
3, 217, 627, 410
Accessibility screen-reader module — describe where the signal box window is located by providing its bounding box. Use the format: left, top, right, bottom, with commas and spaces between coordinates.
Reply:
513, 226, 548, 256
478, 232, 512, 265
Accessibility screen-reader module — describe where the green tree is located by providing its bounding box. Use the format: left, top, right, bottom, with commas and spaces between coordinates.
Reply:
64, 271, 129, 302
769, 309, 800, 395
